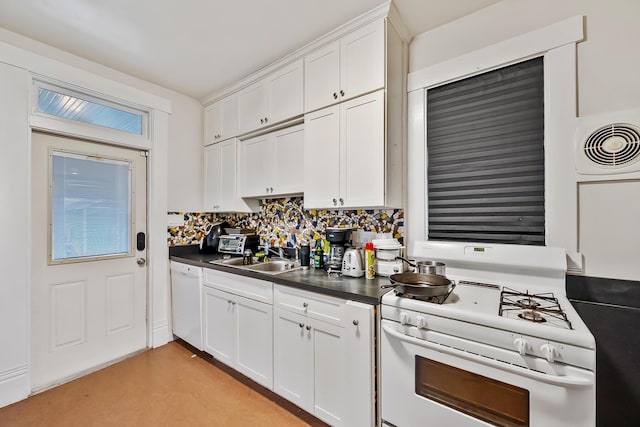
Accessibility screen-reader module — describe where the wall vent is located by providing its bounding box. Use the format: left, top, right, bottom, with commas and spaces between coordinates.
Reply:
575, 110, 640, 176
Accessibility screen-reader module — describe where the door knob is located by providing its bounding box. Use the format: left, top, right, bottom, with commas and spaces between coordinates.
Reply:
136, 258, 146, 266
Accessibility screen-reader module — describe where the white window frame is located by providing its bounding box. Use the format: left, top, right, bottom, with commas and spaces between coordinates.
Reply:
406, 15, 583, 269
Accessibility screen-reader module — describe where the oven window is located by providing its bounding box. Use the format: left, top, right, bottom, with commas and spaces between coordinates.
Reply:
415, 356, 529, 427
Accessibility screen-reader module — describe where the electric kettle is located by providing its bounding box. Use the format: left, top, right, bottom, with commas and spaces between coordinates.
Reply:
342, 248, 364, 278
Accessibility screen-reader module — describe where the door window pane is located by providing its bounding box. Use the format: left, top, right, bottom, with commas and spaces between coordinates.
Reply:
38, 87, 144, 135
51, 151, 132, 262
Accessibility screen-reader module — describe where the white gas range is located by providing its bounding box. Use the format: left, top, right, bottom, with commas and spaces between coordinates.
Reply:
381, 241, 595, 427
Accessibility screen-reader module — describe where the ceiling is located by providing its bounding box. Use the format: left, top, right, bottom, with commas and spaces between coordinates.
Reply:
0, 0, 501, 101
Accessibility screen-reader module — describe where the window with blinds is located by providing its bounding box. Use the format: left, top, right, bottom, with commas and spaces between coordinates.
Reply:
426, 57, 545, 245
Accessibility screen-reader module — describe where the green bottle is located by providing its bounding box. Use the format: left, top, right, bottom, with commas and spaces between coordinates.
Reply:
314, 240, 324, 269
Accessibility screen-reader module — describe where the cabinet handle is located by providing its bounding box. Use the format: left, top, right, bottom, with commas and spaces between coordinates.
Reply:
339, 198, 344, 205
305, 325, 312, 331
332, 198, 337, 206
299, 323, 304, 328
340, 89, 345, 97
333, 92, 338, 99
303, 302, 308, 308
353, 320, 359, 326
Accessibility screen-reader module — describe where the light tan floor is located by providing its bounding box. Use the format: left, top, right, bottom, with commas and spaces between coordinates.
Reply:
0, 342, 313, 427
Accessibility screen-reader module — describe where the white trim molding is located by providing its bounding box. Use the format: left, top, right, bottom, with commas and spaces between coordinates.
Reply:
0, 365, 29, 408
406, 15, 584, 270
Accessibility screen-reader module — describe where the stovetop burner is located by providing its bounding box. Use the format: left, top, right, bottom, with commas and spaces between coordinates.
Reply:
500, 287, 573, 329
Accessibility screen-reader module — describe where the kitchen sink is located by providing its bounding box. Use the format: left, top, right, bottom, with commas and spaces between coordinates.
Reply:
209, 258, 302, 275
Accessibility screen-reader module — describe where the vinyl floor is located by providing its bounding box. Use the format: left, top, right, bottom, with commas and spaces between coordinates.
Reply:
0, 341, 315, 427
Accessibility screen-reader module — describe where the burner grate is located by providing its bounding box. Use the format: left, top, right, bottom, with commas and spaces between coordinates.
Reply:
395, 283, 456, 304
500, 287, 573, 329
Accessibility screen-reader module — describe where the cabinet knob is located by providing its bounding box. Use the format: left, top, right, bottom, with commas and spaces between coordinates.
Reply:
269, 187, 274, 193
332, 198, 337, 206
260, 118, 264, 124
266, 187, 269, 193
339, 198, 344, 205
340, 89, 345, 97
333, 92, 338, 99
353, 320, 359, 326
264, 117, 268, 123
299, 323, 304, 328
303, 302, 308, 308
305, 325, 312, 331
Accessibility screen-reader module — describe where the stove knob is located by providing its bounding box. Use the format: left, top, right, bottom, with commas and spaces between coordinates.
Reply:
399, 312, 410, 325
513, 337, 529, 355
540, 343, 557, 363
416, 316, 427, 329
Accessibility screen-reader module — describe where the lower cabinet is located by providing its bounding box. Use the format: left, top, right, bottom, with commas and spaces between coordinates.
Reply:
202, 272, 273, 390
273, 285, 375, 427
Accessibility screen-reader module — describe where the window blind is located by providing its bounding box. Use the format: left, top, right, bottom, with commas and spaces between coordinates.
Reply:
426, 57, 545, 245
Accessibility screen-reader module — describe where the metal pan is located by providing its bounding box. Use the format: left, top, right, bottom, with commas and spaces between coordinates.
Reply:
381, 272, 454, 298
395, 257, 446, 276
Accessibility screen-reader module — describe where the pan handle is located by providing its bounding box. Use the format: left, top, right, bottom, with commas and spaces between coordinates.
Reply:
380, 284, 395, 289
395, 256, 416, 268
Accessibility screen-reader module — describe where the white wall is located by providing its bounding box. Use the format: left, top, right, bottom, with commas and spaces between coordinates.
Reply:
409, 0, 640, 116
408, 0, 640, 281
0, 28, 204, 211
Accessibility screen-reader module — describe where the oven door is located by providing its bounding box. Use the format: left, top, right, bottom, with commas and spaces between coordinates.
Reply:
381, 320, 595, 427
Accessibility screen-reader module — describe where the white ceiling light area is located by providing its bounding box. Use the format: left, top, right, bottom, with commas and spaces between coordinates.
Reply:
0, 0, 500, 100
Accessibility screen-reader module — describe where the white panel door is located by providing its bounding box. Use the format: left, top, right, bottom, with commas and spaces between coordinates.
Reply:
341, 90, 385, 208
304, 41, 340, 112
312, 319, 347, 426
267, 59, 303, 125
235, 296, 273, 389
241, 134, 273, 197
273, 308, 313, 412
340, 19, 385, 102
31, 132, 147, 391
273, 125, 304, 195
204, 143, 221, 210
218, 139, 238, 211
202, 286, 236, 367
304, 105, 340, 208
237, 81, 268, 134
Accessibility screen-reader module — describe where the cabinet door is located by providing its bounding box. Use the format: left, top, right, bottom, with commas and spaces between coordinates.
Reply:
304, 41, 340, 113
273, 124, 304, 195
204, 103, 222, 146
235, 296, 273, 390
267, 59, 303, 125
311, 318, 347, 426
204, 144, 221, 210
202, 286, 236, 368
237, 80, 268, 134
240, 134, 273, 197
273, 308, 313, 412
340, 90, 385, 208
303, 105, 340, 208
343, 302, 375, 427
340, 19, 385, 102
218, 139, 238, 211
219, 95, 238, 140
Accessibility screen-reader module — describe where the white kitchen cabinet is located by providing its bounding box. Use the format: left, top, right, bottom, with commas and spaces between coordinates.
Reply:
273, 286, 374, 427
204, 139, 258, 212
240, 124, 304, 198
304, 89, 388, 209
237, 59, 303, 135
202, 270, 274, 389
204, 94, 237, 145
304, 19, 384, 113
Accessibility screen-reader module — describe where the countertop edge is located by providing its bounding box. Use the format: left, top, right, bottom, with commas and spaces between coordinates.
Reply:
170, 254, 387, 305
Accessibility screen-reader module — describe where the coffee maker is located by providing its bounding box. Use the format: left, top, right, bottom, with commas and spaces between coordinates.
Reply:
324, 228, 352, 271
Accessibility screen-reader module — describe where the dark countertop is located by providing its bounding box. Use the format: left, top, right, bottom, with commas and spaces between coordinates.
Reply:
169, 245, 390, 305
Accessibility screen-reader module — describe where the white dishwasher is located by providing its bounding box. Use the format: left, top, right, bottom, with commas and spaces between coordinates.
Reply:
170, 261, 203, 350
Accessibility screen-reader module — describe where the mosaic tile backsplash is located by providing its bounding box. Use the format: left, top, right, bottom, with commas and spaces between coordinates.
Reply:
168, 197, 403, 247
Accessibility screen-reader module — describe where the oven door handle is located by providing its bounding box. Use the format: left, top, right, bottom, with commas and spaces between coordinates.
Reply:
382, 325, 593, 388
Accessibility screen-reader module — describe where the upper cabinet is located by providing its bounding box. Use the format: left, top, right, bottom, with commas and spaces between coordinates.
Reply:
204, 94, 237, 146
304, 20, 384, 113
240, 124, 304, 198
237, 59, 304, 135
